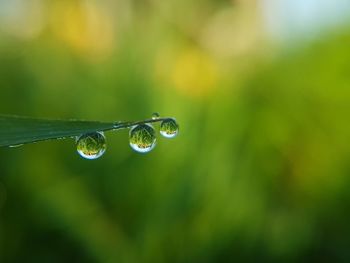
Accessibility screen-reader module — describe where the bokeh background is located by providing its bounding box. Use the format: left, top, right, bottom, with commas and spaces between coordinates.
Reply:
1, 0, 350, 262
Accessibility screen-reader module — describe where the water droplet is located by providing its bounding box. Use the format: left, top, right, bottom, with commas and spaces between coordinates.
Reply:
76, 132, 106, 160
160, 118, 179, 138
152, 112, 160, 120
129, 124, 156, 153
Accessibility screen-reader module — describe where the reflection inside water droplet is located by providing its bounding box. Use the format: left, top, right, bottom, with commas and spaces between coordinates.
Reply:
160, 118, 179, 138
129, 124, 156, 153
76, 131, 106, 160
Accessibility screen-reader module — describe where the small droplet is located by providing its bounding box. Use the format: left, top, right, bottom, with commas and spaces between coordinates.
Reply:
129, 124, 156, 153
152, 112, 160, 120
160, 118, 179, 138
76, 132, 106, 160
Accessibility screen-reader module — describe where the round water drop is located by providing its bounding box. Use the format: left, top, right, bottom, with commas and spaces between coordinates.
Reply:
152, 112, 160, 120
76, 132, 106, 160
129, 124, 156, 153
160, 118, 179, 138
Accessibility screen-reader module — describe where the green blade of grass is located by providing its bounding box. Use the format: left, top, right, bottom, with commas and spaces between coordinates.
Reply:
0, 115, 116, 147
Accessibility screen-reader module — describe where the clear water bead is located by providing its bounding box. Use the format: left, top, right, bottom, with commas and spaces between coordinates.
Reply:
76, 132, 106, 160
129, 124, 156, 153
160, 118, 179, 138
151, 112, 160, 120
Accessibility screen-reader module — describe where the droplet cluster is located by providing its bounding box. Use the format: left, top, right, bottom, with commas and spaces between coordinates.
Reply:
76, 115, 179, 159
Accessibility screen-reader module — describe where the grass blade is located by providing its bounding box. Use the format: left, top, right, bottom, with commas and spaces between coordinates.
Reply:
0, 115, 116, 147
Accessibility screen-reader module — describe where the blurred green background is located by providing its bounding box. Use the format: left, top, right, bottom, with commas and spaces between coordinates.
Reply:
1, 0, 350, 262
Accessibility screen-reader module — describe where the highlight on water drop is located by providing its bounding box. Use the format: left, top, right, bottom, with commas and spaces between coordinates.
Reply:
76, 131, 106, 160
160, 118, 179, 138
129, 124, 156, 153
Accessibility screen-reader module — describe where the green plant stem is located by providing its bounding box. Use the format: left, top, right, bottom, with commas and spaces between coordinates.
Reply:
113, 117, 171, 130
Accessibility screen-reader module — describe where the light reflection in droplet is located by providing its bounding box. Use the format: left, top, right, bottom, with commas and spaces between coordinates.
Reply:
160, 118, 179, 138
76, 131, 106, 160
129, 124, 156, 153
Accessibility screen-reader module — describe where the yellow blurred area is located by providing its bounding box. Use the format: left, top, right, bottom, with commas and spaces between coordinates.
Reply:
200, 2, 264, 58
172, 49, 219, 97
155, 47, 219, 98
50, 1, 115, 58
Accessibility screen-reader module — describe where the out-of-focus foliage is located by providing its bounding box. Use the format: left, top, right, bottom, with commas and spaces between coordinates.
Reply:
1, 0, 350, 262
